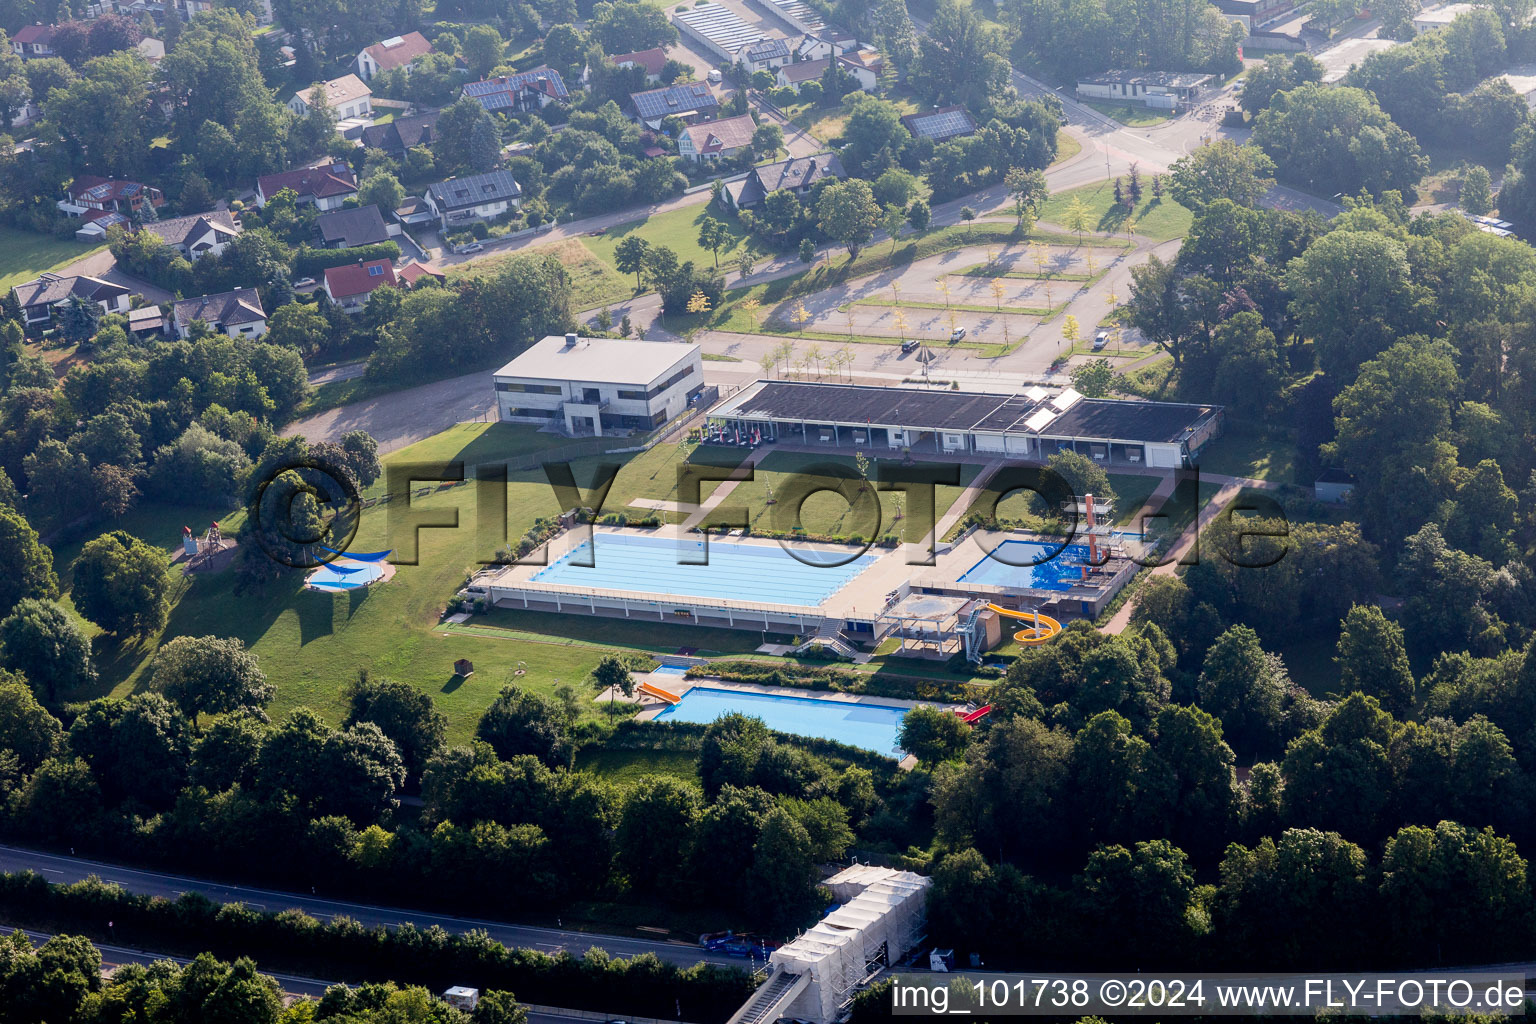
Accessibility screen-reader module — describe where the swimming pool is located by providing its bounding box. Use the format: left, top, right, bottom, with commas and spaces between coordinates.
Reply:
653, 664, 689, 676
532, 533, 878, 606
656, 686, 909, 757
957, 540, 1093, 591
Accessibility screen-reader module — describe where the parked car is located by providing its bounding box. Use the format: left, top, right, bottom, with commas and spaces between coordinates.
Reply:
294, 276, 316, 288
1092, 331, 1109, 350
901, 338, 918, 352
459, 242, 484, 253
949, 327, 966, 342
707, 68, 723, 84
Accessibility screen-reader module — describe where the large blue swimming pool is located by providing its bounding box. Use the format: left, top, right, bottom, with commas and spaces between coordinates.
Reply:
532, 532, 878, 605
958, 539, 1092, 591
656, 687, 909, 757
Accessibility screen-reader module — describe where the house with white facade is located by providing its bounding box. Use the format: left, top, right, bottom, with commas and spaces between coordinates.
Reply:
1075, 70, 1213, 109
171, 288, 268, 339
323, 259, 398, 312
677, 113, 756, 162
256, 162, 359, 211
423, 170, 522, 229
141, 210, 240, 261
12, 273, 132, 327
493, 334, 706, 435
288, 74, 373, 120
356, 31, 434, 81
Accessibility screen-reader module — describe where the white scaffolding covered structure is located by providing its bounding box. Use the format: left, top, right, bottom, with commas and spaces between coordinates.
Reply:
724, 867, 930, 1024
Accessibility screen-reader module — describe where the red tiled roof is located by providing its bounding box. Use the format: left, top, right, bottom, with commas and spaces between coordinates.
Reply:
609, 47, 667, 76
258, 162, 358, 202
364, 31, 433, 72
324, 258, 398, 299
681, 114, 756, 154
14, 24, 53, 44
398, 262, 445, 286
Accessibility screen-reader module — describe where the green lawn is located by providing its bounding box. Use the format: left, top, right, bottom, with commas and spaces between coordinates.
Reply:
1052, 132, 1083, 166
584, 203, 749, 279
0, 228, 105, 293
575, 748, 701, 787
1040, 181, 1193, 243
1194, 422, 1298, 484
1080, 99, 1176, 127
449, 237, 632, 313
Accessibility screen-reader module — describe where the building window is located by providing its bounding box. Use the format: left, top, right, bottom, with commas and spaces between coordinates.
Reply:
615, 389, 647, 401
508, 407, 560, 418
496, 382, 562, 394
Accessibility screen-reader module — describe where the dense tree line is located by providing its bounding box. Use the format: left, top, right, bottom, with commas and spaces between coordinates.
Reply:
0, 875, 749, 1022
1000, 0, 1242, 83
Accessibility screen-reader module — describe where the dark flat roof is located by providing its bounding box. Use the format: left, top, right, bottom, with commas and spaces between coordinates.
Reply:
713, 381, 1219, 445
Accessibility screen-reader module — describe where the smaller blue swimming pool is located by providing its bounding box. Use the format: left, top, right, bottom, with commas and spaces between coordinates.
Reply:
958, 540, 1092, 591
306, 560, 385, 591
656, 687, 909, 757
653, 664, 689, 676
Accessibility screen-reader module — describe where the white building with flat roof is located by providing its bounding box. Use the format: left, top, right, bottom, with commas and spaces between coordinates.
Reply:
492, 334, 706, 436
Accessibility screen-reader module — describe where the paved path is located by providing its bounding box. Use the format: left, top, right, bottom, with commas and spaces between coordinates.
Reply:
282, 369, 496, 452
0, 844, 738, 969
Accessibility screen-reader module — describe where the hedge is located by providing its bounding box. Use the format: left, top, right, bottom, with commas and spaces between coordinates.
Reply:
0, 872, 755, 1022
293, 241, 403, 277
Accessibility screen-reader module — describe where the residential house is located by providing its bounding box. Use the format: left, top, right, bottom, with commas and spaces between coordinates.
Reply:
58, 176, 165, 220
1075, 70, 1213, 109
256, 161, 359, 211
392, 196, 436, 226
461, 68, 569, 112
358, 109, 440, 159
901, 105, 977, 142
677, 113, 756, 162
12, 273, 131, 327
796, 30, 856, 61
629, 82, 718, 129
725, 153, 845, 208
11, 25, 55, 58
126, 304, 166, 338
741, 38, 792, 74
171, 288, 269, 339
317, 205, 391, 248
398, 261, 446, 288
323, 259, 398, 312
288, 74, 373, 120
423, 169, 522, 229
141, 209, 240, 261
356, 31, 434, 81
608, 47, 667, 83
776, 53, 877, 93
838, 48, 884, 84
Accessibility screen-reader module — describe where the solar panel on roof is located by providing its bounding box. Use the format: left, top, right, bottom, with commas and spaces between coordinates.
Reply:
1050, 388, 1083, 412
1023, 408, 1057, 432
912, 108, 973, 138
1023, 386, 1049, 401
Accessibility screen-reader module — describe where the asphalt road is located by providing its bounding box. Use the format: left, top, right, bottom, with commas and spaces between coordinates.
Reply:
0, 845, 740, 970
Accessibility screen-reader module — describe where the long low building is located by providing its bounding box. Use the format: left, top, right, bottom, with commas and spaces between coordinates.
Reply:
708, 380, 1223, 467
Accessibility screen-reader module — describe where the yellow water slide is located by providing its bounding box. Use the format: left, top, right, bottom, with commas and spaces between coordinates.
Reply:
639, 681, 682, 704
985, 603, 1063, 645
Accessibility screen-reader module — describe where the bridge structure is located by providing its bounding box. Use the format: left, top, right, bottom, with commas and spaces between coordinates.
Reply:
724, 866, 931, 1024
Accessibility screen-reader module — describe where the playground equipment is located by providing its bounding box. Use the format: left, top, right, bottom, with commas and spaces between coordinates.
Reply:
182, 522, 228, 571
639, 681, 682, 704
987, 603, 1063, 645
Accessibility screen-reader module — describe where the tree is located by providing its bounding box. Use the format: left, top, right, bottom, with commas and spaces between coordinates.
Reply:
0, 600, 94, 702
748, 806, 820, 926
899, 705, 970, 764
614, 236, 651, 291
1285, 230, 1421, 378
818, 178, 881, 260
434, 96, 498, 173
751, 121, 783, 157
71, 529, 171, 637
69, 692, 191, 807
1065, 196, 1091, 239
264, 302, 330, 357
1251, 84, 1426, 197
462, 24, 505, 78
1335, 605, 1415, 716
590, 0, 678, 51
907, 198, 931, 231
41, 51, 153, 174
617, 774, 701, 881
1280, 693, 1396, 838
59, 294, 101, 343
342, 673, 446, 781
475, 991, 530, 1024
1060, 314, 1080, 346
909, 0, 1010, 111
0, 669, 62, 773
959, 205, 976, 237
1070, 357, 1114, 397
476, 685, 574, 767
1004, 167, 1048, 229
1197, 625, 1291, 756
358, 170, 405, 213
696, 215, 731, 268
1168, 140, 1277, 210
1379, 820, 1530, 963
0, 506, 58, 615
149, 635, 273, 721
292, 83, 341, 158
798, 237, 817, 264
1460, 164, 1494, 215
590, 654, 634, 716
